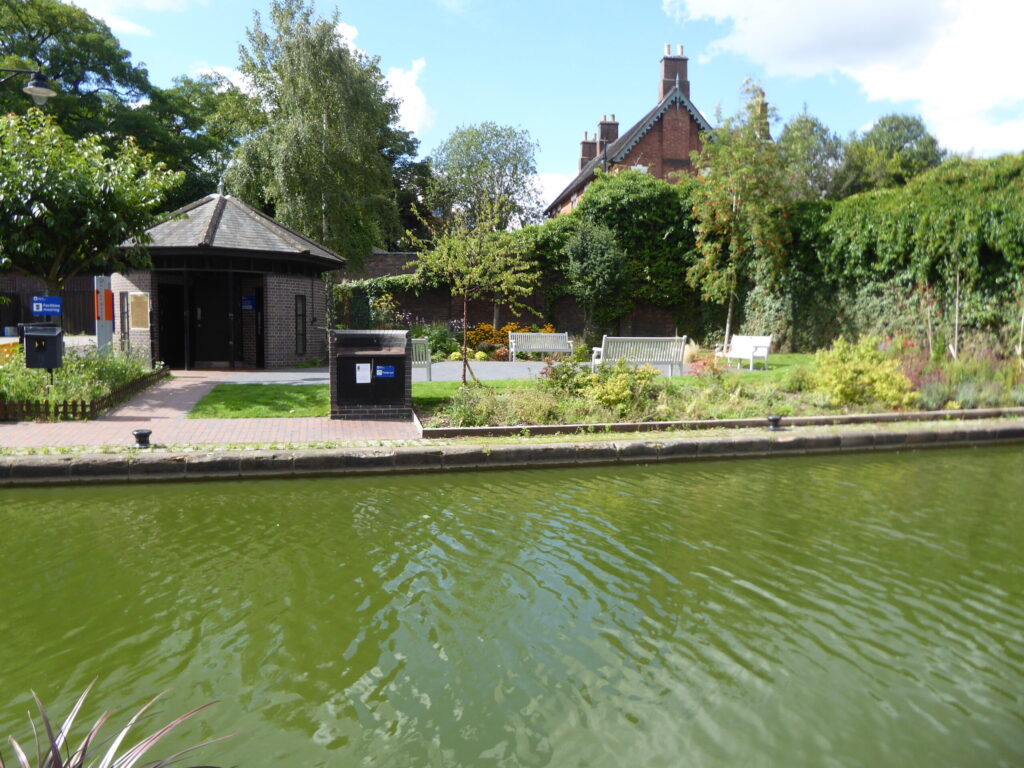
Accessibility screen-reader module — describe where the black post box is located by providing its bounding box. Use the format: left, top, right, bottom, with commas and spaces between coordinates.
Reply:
22, 324, 63, 370
330, 330, 412, 420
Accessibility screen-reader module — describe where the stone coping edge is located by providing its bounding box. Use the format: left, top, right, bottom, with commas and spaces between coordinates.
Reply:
2, 419, 1023, 487
420, 406, 1024, 439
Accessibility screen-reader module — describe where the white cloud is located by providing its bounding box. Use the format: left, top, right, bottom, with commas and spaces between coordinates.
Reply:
386, 58, 434, 134
335, 22, 362, 54
663, 0, 1024, 155
191, 64, 255, 96
536, 172, 574, 207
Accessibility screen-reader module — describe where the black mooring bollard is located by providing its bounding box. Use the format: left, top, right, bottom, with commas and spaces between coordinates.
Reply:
132, 428, 152, 448
767, 415, 782, 431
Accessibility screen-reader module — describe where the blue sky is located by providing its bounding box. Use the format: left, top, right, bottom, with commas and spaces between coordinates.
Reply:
74, 0, 1023, 204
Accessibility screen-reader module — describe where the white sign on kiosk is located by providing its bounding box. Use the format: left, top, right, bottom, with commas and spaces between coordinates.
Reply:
355, 363, 371, 384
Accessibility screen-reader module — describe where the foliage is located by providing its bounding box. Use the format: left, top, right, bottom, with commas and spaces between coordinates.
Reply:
227, 0, 411, 267
688, 82, 789, 341
427, 122, 541, 230
333, 274, 418, 329
813, 336, 916, 408
0, 0, 246, 210
563, 218, 627, 336
778, 113, 845, 201
574, 169, 697, 309
0, 109, 181, 293
0, 682, 227, 768
838, 114, 946, 196
411, 321, 460, 359
0, 346, 154, 404
464, 321, 555, 348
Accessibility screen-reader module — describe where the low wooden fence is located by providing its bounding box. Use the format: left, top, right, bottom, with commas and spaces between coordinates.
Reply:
0, 367, 170, 422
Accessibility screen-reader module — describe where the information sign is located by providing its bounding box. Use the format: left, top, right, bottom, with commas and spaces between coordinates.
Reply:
31, 296, 62, 316
375, 364, 396, 379
241, 296, 256, 311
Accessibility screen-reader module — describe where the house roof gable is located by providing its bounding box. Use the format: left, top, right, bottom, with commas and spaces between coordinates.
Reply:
544, 83, 712, 216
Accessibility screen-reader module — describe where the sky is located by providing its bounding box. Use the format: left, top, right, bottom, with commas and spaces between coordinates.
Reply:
72, 0, 1024, 205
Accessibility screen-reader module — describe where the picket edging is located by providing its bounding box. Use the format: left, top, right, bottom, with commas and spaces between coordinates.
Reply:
0, 367, 170, 422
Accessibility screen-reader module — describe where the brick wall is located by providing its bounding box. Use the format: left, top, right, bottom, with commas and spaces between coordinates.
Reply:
263, 274, 329, 368
111, 271, 155, 365
239, 275, 262, 367
617, 105, 702, 179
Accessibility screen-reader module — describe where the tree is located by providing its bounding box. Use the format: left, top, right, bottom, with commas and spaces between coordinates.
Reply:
413, 203, 538, 385
688, 82, 789, 342
837, 114, 946, 196
574, 169, 697, 310
1, 0, 249, 210
563, 219, 626, 339
226, 0, 412, 267
778, 112, 845, 201
0, 109, 182, 295
428, 122, 541, 231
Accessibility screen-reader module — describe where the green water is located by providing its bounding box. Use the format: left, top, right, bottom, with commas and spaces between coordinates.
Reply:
1, 446, 1022, 767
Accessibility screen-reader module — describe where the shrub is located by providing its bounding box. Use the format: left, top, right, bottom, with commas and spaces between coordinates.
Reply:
579, 360, 662, 417
0, 346, 155, 403
814, 336, 917, 408
492, 346, 509, 361
448, 350, 463, 361
779, 364, 816, 393
473, 350, 489, 361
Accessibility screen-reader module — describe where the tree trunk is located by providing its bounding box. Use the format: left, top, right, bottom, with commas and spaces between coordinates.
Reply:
492, 301, 499, 328
950, 271, 961, 359
462, 296, 469, 387
724, 290, 735, 345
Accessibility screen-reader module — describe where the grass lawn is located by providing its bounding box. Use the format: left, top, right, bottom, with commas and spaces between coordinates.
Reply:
189, 384, 330, 418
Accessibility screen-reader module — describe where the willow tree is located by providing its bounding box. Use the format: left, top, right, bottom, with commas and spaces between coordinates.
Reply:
0, 109, 182, 295
688, 82, 789, 342
226, 0, 412, 266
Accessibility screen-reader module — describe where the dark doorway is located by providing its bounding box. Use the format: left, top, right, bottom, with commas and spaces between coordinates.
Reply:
157, 282, 187, 368
190, 273, 231, 367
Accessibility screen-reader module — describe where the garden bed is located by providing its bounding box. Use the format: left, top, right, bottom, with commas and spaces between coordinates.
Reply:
0, 346, 168, 422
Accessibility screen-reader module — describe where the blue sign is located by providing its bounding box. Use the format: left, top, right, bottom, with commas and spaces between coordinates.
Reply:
375, 364, 396, 379
31, 296, 62, 316
241, 295, 256, 311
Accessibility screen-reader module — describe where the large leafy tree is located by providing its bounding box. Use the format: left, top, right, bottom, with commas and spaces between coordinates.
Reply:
836, 114, 946, 196
0, 0, 248, 209
227, 0, 412, 266
428, 122, 541, 231
0, 109, 182, 295
574, 169, 696, 310
688, 82, 789, 342
778, 112, 845, 201
563, 218, 626, 339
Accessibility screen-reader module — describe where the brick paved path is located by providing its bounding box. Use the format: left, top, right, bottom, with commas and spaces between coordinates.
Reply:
0, 371, 420, 449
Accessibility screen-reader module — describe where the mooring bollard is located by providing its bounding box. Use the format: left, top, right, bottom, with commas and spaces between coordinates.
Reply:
767, 415, 782, 431
132, 428, 153, 448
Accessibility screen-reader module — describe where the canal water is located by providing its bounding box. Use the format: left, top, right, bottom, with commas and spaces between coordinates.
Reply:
1, 446, 1021, 767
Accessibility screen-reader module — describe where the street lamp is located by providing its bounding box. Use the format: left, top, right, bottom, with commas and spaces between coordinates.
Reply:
0, 68, 57, 106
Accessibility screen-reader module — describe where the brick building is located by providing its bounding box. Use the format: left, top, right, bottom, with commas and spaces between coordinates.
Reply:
114, 193, 344, 369
545, 44, 712, 217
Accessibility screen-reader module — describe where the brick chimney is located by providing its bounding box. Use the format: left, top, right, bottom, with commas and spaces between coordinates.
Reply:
580, 131, 597, 170
660, 43, 690, 100
597, 114, 618, 152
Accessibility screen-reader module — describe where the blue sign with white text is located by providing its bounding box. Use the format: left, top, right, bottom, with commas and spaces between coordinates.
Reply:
375, 365, 395, 378
31, 296, 62, 316
241, 296, 256, 311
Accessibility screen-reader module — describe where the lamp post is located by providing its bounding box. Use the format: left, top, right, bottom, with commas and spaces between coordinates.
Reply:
0, 68, 57, 106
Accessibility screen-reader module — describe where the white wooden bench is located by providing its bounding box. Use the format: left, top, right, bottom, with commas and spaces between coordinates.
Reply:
715, 334, 772, 370
411, 337, 432, 380
508, 331, 573, 361
591, 336, 689, 376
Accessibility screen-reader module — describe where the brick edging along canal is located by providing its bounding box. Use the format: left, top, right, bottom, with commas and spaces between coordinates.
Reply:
2, 417, 1023, 486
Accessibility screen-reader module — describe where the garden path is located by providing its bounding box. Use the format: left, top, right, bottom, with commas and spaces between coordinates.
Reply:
0, 370, 420, 449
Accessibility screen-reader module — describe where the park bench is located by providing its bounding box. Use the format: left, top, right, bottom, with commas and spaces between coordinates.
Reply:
591, 335, 689, 376
508, 331, 573, 361
411, 337, 432, 381
715, 334, 772, 370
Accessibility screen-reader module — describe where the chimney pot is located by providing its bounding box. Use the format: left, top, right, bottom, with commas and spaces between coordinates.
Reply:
664, 43, 671, 56
678, 44, 684, 56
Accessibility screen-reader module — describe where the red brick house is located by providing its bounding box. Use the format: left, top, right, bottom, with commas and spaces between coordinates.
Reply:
545, 45, 712, 217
